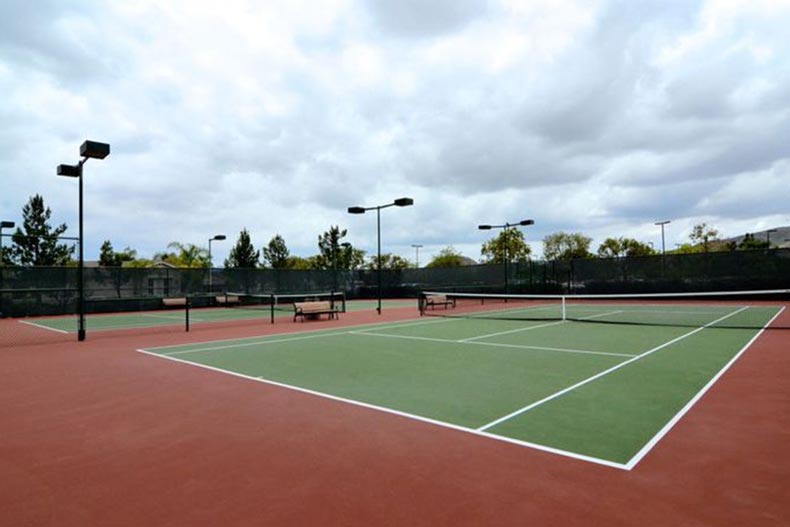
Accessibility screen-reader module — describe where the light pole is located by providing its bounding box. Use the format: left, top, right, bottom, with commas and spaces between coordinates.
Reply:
655, 220, 671, 255
208, 234, 226, 292
478, 219, 534, 293
333, 241, 352, 293
0, 221, 14, 266
348, 197, 414, 314
766, 229, 778, 248
411, 244, 423, 268
57, 140, 110, 342
0, 221, 13, 318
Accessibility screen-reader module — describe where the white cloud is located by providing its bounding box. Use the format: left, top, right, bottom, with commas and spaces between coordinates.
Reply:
1, 0, 789, 266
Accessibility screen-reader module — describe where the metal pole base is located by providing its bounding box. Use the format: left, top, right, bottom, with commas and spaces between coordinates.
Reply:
78, 329, 86, 341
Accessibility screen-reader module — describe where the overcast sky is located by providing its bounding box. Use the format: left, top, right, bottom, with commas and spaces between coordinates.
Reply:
2, 0, 789, 265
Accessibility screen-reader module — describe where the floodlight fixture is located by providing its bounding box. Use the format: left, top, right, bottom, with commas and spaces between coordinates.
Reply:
57, 139, 110, 341
80, 140, 111, 159
477, 218, 536, 293
411, 244, 423, 268
655, 220, 671, 255
0, 221, 15, 268
208, 234, 227, 291
57, 164, 80, 178
347, 197, 415, 314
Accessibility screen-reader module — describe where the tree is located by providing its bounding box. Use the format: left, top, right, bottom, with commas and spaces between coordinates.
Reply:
426, 246, 465, 268
737, 233, 769, 250
99, 240, 137, 267
285, 255, 317, 270
314, 226, 354, 270
261, 234, 289, 268
364, 253, 411, 270
480, 229, 532, 264
155, 242, 210, 268
225, 229, 260, 268
597, 237, 656, 258
542, 232, 592, 261
10, 194, 74, 266
689, 223, 719, 253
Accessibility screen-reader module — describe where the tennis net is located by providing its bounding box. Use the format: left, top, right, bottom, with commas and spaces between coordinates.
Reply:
418, 290, 790, 330
221, 291, 346, 323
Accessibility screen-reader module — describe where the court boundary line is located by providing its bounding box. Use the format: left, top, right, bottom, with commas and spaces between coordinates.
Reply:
134, 347, 629, 470
476, 306, 750, 432
18, 319, 69, 334
624, 305, 786, 469
460, 310, 624, 342
143, 314, 456, 352
350, 331, 635, 358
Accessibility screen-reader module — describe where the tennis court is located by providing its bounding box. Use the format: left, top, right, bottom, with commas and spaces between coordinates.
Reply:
138, 293, 784, 468
21, 297, 416, 333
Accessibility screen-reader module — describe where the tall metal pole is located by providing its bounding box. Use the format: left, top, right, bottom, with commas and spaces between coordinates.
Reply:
377, 206, 382, 315
411, 244, 422, 268
208, 238, 213, 293
504, 226, 509, 293
655, 220, 670, 255
77, 160, 85, 342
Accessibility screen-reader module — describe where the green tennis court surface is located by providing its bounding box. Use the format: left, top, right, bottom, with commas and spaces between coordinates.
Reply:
22, 299, 416, 333
139, 302, 783, 468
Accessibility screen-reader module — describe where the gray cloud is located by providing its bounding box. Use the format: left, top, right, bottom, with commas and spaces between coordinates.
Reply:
363, 0, 488, 38
1, 0, 789, 264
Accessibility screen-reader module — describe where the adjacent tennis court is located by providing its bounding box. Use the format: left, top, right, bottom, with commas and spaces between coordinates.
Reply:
138, 295, 784, 468
21, 297, 416, 333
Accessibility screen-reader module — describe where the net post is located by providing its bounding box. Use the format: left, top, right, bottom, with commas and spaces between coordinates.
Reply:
561, 296, 566, 321
270, 293, 275, 324
185, 298, 190, 332
418, 293, 425, 316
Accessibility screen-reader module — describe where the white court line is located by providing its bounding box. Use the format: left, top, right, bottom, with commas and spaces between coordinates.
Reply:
477, 306, 750, 432
624, 305, 786, 470
163, 316, 461, 356
350, 331, 634, 358
18, 319, 69, 334
460, 310, 624, 342
134, 347, 629, 470
140, 313, 187, 321
163, 331, 350, 356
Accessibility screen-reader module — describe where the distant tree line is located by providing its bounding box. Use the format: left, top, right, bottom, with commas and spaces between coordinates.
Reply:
0, 195, 781, 270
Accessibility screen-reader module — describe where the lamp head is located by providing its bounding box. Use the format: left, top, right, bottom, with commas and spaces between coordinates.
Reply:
348, 207, 366, 214
80, 140, 110, 160
478, 225, 492, 230
57, 164, 80, 177
393, 197, 414, 207
519, 219, 535, 226
0, 221, 14, 229
212, 235, 227, 241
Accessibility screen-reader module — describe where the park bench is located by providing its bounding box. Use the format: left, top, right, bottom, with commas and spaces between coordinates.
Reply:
293, 301, 339, 322
424, 294, 456, 310
215, 294, 240, 306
